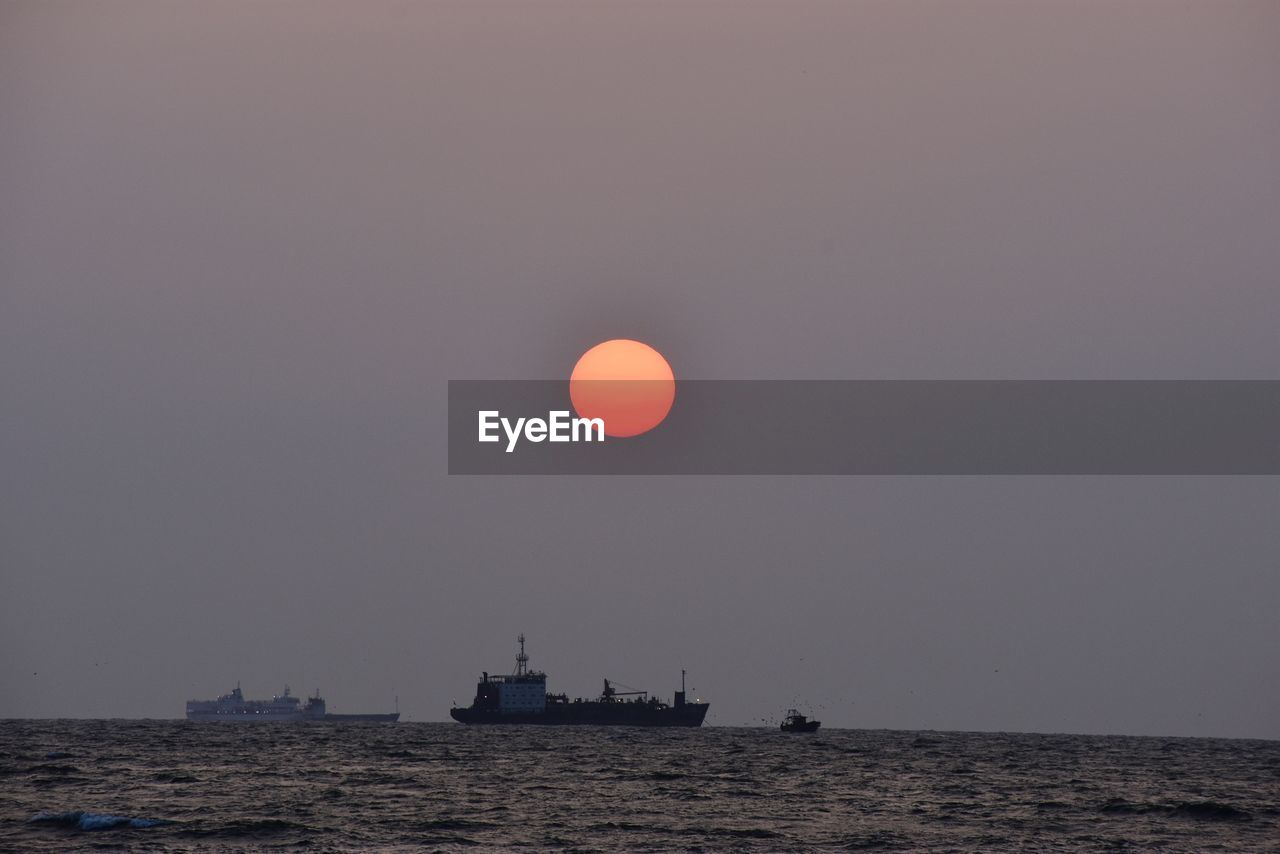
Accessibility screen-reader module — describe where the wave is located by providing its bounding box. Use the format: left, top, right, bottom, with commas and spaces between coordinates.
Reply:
694, 826, 784, 840
177, 817, 315, 839
645, 770, 687, 781
1171, 801, 1253, 821
1099, 798, 1252, 821
29, 810, 171, 831
413, 818, 501, 832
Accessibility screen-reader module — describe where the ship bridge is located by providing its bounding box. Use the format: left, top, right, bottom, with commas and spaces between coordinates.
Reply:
474, 634, 547, 713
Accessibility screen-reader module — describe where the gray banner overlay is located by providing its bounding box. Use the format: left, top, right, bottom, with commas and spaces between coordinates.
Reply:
448, 381, 1280, 474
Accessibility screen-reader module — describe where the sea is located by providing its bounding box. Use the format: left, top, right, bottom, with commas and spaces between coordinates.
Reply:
2, 720, 1277, 851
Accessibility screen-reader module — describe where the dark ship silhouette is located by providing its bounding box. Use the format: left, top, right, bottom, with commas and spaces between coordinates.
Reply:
780, 708, 821, 732
450, 635, 709, 727
186, 685, 399, 722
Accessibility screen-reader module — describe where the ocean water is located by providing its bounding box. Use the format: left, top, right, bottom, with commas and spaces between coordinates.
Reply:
1, 720, 1277, 851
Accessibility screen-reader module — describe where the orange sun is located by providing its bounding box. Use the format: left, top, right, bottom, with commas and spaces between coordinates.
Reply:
569, 339, 675, 438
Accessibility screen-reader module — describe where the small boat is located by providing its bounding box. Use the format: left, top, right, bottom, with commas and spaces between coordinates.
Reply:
780, 708, 821, 732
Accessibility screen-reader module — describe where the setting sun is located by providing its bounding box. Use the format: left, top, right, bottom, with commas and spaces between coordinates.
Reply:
569, 339, 675, 438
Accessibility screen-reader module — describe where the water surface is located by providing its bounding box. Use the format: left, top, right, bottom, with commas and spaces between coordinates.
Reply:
2, 720, 1276, 850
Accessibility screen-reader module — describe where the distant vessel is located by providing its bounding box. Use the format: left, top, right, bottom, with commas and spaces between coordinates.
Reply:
450, 635, 709, 727
780, 708, 821, 732
185, 685, 399, 722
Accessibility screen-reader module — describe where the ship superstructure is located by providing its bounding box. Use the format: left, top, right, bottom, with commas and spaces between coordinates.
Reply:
450, 635, 709, 727
185, 684, 398, 722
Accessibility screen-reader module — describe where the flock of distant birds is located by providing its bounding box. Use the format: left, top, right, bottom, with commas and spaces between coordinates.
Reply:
762, 699, 825, 733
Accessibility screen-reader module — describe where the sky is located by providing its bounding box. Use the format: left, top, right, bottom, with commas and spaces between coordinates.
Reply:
1, 1, 1277, 737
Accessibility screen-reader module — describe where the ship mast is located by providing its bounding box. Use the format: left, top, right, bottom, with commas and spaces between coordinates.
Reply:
515, 633, 529, 676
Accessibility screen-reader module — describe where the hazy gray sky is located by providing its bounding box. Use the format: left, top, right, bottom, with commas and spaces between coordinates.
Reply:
2, 1, 1277, 737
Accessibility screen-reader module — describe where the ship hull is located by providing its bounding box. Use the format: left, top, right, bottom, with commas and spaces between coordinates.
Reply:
450, 703, 708, 727
781, 721, 821, 733
185, 712, 399, 723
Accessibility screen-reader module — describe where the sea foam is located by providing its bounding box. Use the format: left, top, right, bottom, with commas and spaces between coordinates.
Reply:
29, 810, 171, 831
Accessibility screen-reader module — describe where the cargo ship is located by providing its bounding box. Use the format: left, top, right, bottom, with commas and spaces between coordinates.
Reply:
185, 684, 399, 722
450, 635, 709, 727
